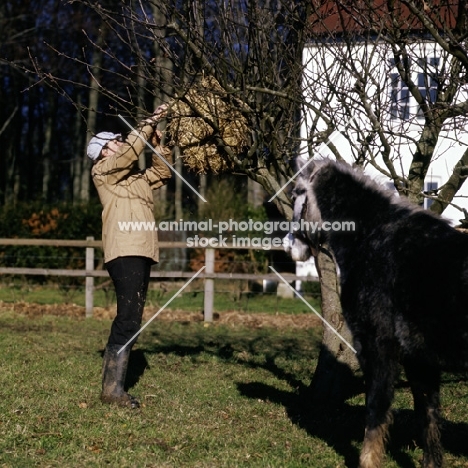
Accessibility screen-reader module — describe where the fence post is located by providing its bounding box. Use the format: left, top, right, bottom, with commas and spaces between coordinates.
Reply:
204, 247, 215, 322
85, 236, 94, 318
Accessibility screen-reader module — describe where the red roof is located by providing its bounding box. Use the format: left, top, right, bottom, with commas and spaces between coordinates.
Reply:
308, 0, 459, 36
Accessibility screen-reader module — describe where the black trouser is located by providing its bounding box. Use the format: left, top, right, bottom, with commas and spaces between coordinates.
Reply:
105, 256, 153, 347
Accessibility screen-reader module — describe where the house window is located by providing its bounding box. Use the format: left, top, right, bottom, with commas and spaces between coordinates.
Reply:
389, 58, 410, 120
424, 181, 438, 209
417, 57, 439, 117
389, 56, 440, 120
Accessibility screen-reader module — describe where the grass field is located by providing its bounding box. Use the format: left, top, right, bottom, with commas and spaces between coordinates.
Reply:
1, 306, 468, 467
0, 279, 321, 315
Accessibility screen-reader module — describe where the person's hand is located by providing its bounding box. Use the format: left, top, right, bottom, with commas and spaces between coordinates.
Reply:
152, 103, 168, 120
151, 129, 163, 145
142, 104, 168, 126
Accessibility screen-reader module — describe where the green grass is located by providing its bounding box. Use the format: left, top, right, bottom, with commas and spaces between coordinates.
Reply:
1, 310, 468, 467
0, 280, 321, 315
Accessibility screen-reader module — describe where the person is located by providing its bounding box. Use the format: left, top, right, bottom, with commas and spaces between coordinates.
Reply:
87, 104, 172, 409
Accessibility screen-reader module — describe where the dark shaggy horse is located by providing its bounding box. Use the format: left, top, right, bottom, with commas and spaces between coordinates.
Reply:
286, 159, 468, 468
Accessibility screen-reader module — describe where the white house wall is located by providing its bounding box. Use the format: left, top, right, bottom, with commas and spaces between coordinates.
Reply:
301, 40, 468, 225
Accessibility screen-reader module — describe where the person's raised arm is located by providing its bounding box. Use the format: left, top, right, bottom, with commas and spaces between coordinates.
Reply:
94, 105, 168, 184
145, 128, 173, 189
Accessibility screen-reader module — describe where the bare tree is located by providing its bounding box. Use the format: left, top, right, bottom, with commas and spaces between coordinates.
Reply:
32, 0, 309, 215
304, 0, 468, 213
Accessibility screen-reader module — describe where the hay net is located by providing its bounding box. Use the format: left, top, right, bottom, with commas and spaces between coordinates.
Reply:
167, 76, 249, 174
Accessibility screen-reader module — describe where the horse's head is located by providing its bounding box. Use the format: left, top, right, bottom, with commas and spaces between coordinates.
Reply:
284, 158, 325, 262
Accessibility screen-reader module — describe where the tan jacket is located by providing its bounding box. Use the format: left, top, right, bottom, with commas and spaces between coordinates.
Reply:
92, 124, 172, 264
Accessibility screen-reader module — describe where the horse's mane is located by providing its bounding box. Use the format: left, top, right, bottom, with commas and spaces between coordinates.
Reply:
301, 158, 444, 223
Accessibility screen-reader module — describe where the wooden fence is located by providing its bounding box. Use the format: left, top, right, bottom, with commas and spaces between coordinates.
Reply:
0, 238, 316, 321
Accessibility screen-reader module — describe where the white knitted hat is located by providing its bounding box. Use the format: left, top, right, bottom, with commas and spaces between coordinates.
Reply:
87, 132, 121, 160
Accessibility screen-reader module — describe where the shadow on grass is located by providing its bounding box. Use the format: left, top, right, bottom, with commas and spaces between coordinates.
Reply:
127, 350, 150, 390
140, 322, 468, 468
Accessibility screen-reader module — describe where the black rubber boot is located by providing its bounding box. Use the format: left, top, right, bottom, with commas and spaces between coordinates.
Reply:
100, 344, 140, 409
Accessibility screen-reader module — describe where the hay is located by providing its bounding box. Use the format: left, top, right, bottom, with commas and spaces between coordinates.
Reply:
167, 76, 249, 174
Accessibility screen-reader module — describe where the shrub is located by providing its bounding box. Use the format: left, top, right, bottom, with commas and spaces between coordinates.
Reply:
0, 202, 102, 271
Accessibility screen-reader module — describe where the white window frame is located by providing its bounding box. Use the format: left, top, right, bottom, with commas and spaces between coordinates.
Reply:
389, 55, 440, 121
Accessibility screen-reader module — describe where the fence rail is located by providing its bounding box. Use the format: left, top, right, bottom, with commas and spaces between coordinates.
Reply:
0, 238, 317, 320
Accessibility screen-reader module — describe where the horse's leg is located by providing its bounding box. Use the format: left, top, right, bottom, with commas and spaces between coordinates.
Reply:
358, 337, 399, 468
403, 356, 443, 468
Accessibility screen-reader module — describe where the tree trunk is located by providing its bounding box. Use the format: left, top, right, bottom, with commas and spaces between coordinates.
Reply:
80, 31, 104, 202
174, 152, 183, 219
151, 0, 174, 220
407, 123, 441, 205
198, 174, 207, 216
305, 245, 360, 407
430, 148, 468, 216
248, 178, 264, 208
72, 94, 84, 204
2, 107, 18, 205
257, 186, 360, 406
41, 99, 55, 201
4, 144, 18, 206
135, 52, 146, 170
